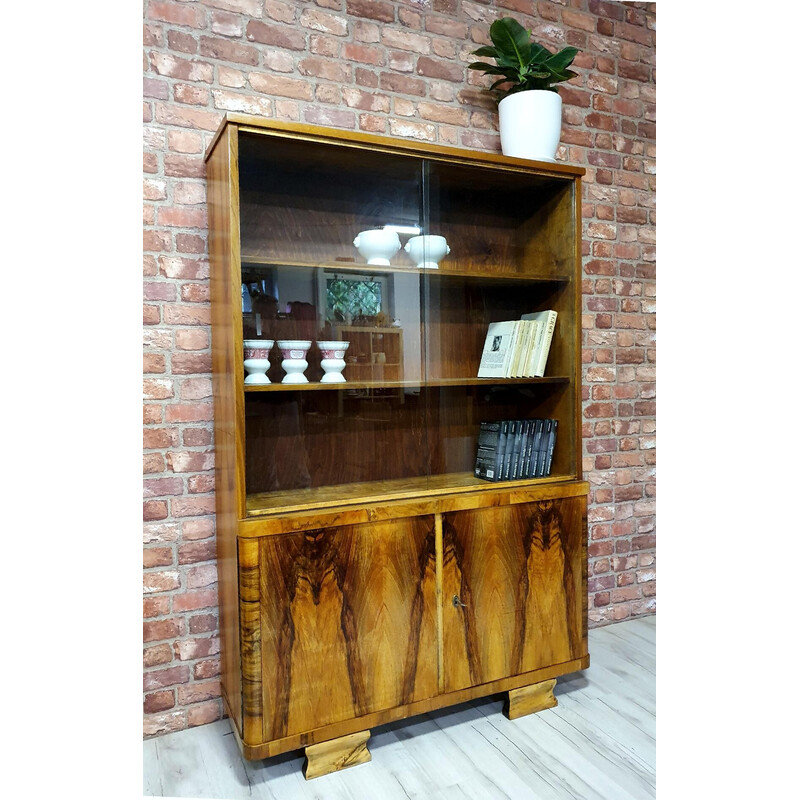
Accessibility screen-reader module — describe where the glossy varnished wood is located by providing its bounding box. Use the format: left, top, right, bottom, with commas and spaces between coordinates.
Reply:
203, 116, 590, 770
244, 473, 585, 519
250, 517, 438, 743
302, 731, 371, 780
206, 114, 586, 178
442, 497, 587, 693
504, 678, 558, 719
207, 123, 245, 736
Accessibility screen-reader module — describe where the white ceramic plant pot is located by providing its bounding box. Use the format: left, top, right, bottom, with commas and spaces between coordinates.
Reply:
353, 228, 401, 266
243, 339, 274, 384
277, 340, 311, 384
404, 235, 450, 269
498, 90, 563, 162
317, 341, 349, 383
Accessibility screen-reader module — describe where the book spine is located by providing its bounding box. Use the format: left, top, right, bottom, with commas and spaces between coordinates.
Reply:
515, 420, 528, 479
545, 419, 558, 477
535, 419, 552, 477
496, 421, 509, 480
510, 420, 523, 480
505, 322, 520, 377
534, 311, 557, 377
502, 420, 517, 479
526, 419, 542, 478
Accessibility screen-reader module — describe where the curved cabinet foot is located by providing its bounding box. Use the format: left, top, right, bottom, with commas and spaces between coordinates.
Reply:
302, 730, 371, 780
504, 678, 558, 720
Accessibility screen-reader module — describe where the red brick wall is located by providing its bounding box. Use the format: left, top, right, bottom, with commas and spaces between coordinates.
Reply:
143, 0, 656, 737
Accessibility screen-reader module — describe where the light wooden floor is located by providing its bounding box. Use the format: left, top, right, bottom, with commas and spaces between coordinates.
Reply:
143, 615, 655, 799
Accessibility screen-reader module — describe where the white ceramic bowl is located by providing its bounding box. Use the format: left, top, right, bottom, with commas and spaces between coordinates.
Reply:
404, 235, 450, 269
353, 228, 401, 266
243, 339, 274, 385
276, 340, 312, 357
316, 341, 350, 358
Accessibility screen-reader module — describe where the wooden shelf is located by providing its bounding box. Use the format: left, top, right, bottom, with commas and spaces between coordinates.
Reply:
240, 255, 570, 284
246, 471, 575, 517
244, 376, 570, 392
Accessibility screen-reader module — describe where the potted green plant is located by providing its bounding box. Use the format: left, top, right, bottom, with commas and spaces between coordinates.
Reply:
468, 17, 579, 162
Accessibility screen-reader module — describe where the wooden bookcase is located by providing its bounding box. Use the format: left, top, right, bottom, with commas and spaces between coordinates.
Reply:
206, 114, 589, 779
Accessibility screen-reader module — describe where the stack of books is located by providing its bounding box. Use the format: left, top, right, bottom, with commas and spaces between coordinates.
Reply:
474, 418, 558, 482
476, 310, 557, 379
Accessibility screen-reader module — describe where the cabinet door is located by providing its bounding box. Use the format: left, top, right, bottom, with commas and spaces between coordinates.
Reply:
441, 498, 586, 693
254, 516, 438, 741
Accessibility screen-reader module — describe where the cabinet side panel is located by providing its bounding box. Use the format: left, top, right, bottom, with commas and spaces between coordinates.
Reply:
257, 517, 438, 742
208, 125, 244, 734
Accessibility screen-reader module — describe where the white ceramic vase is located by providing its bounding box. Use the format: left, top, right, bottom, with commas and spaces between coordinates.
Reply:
277, 340, 312, 384
317, 341, 350, 383
353, 228, 401, 266
498, 90, 563, 162
243, 339, 274, 384
404, 235, 450, 269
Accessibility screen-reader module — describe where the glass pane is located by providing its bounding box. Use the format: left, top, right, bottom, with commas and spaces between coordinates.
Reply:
237, 132, 428, 507
422, 159, 578, 486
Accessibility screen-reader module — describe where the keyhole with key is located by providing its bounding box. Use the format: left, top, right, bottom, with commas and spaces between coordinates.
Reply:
452, 594, 467, 608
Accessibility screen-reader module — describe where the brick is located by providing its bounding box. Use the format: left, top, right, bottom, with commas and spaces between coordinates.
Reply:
177, 680, 221, 705
303, 106, 356, 128
174, 636, 221, 661
416, 56, 464, 83
347, 0, 395, 23
144, 665, 190, 691
173, 588, 218, 612
143, 596, 170, 618
149, 53, 213, 83
249, 72, 313, 100
299, 8, 348, 36
143, 710, 185, 737
245, 20, 306, 51
178, 540, 217, 564
144, 618, 183, 643
188, 700, 222, 727
343, 43, 385, 65
194, 659, 221, 679
144, 644, 173, 668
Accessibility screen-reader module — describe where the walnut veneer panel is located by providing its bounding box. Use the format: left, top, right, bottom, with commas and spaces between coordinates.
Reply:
251, 516, 438, 743
442, 497, 587, 693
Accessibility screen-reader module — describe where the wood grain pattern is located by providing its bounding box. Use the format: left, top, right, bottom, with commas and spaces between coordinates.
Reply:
252, 517, 438, 743
442, 497, 586, 694
207, 123, 245, 736
203, 117, 590, 768
302, 730, 371, 780
503, 678, 558, 719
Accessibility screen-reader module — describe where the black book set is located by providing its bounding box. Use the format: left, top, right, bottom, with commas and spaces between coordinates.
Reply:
474, 419, 558, 482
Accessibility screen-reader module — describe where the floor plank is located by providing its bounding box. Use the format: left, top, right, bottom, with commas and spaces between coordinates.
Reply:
143, 614, 656, 799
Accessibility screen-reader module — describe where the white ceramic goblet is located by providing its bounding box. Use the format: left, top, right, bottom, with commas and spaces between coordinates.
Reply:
404, 235, 450, 269
277, 340, 312, 384
353, 228, 401, 266
317, 341, 350, 383
243, 339, 274, 384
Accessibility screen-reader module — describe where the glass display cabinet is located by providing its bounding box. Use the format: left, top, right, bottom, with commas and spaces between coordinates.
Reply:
206, 114, 590, 779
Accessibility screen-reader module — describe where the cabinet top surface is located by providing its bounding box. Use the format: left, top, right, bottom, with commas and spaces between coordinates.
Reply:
205, 113, 586, 178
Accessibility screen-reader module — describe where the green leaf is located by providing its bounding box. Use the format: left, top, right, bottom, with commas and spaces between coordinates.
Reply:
543, 46, 579, 72
467, 62, 520, 80
470, 46, 499, 59
528, 43, 550, 65
489, 78, 511, 91
489, 17, 531, 70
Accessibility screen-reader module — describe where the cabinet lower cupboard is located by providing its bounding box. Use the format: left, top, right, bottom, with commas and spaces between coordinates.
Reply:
206, 115, 589, 779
